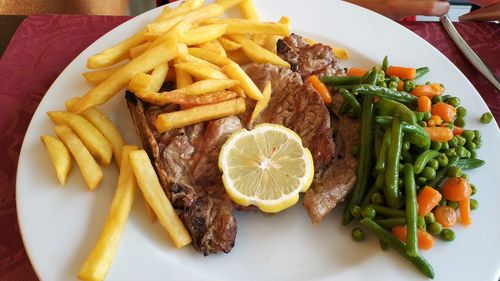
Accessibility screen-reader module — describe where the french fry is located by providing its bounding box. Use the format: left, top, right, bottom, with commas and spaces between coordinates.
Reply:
128, 73, 151, 93
250, 81, 271, 123
172, 79, 239, 96
157, 0, 204, 21
198, 40, 227, 57
188, 47, 231, 66
259, 16, 290, 53
239, 0, 260, 20
135, 90, 239, 106
82, 66, 122, 86
47, 111, 113, 166
40, 135, 72, 185
147, 3, 224, 34
227, 34, 290, 67
129, 42, 151, 59
332, 47, 349, 59
181, 24, 227, 46
206, 18, 289, 35
78, 145, 138, 281
155, 98, 246, 132
226, 49, 252, 65
174, 60, 194, 88
79, 108, 127, 168
214, 0, 243, 9
223, 61, 263, 100
86, 32, 144, 69
174, 62, 228, 80
217, 36, 242, 51
143, 193, 157, 222
149, 63, 169, 92
70, 37, 178, 113
54, 125, 103, 190
129, 150, 192, 248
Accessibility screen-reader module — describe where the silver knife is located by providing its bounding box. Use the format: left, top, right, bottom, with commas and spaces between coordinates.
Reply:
439, 14, 500, 91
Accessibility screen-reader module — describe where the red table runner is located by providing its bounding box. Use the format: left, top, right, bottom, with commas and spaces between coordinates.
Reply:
0, 15, 498, 281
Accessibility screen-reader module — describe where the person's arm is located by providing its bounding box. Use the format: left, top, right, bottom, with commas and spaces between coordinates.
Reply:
343, 0, 450, 20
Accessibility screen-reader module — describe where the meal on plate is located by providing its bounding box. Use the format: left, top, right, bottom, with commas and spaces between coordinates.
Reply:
38, 0, 489, 280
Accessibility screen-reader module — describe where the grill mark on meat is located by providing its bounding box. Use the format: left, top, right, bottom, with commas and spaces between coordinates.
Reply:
277, 34, 360, 223
126, 93, 238, 255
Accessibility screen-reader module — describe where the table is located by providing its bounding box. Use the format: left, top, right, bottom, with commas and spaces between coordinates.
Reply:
0, 14, 498, 281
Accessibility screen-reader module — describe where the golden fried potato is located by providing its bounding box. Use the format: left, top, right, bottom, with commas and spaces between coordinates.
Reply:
129, 42, 151, 59
181, 24, 227, 46
47, 111, 113, 166
40, 135, 72, 185
129, 150, 192, 248
174, 61, 228, 80
135, 90, 239, 107
78, 145, 138, 281
214, 0, 244, 9
239, 0, 260, 20
227, 34, 290, 67
82, 66, 122, 86
217, 36, 242, 51
54, 125, 103, 190
223, 61, 263, 100
250, 81, 271, 123
187, 47, 231, 66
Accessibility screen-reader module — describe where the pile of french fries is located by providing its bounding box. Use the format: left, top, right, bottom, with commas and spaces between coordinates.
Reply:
40, 0, 349, 280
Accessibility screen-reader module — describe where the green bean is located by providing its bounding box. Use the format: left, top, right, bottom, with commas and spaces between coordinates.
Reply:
427, 155, 460, 188
362, 174, 384, 206
374, 116, 430, 149
342, 94, 375, 225
414, 150, 441, 174
322, 75, 362, 85
403, 163, 418, 257
382, 55, 389, 71
339, 89, 361, 116
354, 85, 417, 105
456, 158, 485, 170
376, 129, 391, 173
385, 116, 403, 208
415, 67, 430, 79
376, 218, 406, 228
365, 204, 406, 218
360, 218, 435, 279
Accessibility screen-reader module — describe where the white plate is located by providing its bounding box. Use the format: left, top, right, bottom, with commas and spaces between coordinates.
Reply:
16, 1, 500, 281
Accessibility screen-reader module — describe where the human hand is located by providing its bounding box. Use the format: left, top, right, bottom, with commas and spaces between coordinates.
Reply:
344, 0, 450, 20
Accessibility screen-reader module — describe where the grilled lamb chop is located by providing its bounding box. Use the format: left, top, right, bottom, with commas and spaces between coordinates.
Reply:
277, 34, 360, 223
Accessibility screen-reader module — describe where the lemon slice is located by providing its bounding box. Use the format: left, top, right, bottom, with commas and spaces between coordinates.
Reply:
219, 123, 314, 213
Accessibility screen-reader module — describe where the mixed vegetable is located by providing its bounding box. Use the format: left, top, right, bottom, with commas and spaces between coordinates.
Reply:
321, 56, 487, 279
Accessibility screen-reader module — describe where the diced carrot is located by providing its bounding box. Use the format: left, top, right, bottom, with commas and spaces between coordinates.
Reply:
431, 102, 456, 123
412, 83, 444, 98
452, 126, 464, 135
417, 96, 431, 112
347, 67, 367, 77
424, 127, 453, 142
459, 198, 472, 226
430, 115, 442, 126
427, 119, 436, 127
397, 80, 404, 91
441, 177, 471, 201
308, 75, 332, 104
386, 66, 416, 80
417, 186, 442, 216
392, 225, 435, 250
433, 205, 457, 227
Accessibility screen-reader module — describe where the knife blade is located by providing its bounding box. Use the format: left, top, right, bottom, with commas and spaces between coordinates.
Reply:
440, 14, 500, 91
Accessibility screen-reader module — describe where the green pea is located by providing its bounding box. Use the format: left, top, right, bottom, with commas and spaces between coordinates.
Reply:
480, 112, 493, 124
351, 205, 362, 218
473, 137, 482, 149
439, 198, 447, 206
437, 154, 448, 167
402, 141, 411, 151
456, 135, 466, 146
442, 94, 452, 102
361, 206, 376, 219
465, 141, 476, 151
403, 80, 415, 92
352, 227, 365, 241
422, 167, 436, 180
456, 106, 467, 117
427, 159, 439, 170
371, 192, 384, 205
470, 150, 477, 159
471, 184, 477, 196
448, 136, 458, 148
473, 129, 482, 140
430, 141, 442, 151
428, 222, 443, 236
441, 229, 455, 241
415, 111, 425, 122
422, 112, 432, 121
455, 146, 468, 158
390, 75, 400, 82
447, 166, 462, 177
462, 130, 475, 142
440, 141, 449, 151
460, 173, 469, 180
425, 213, 436, 224
418, 120, 427, 127
447, 201, 458, 210
417, 177, 428, 185
388, 81, 398, 89
445, 148, 457, 158
432, 95, 443, 104
417, 216, 426, 230
447, 97, 461, 107
470, 199, 479, 210
377, 81, 387, 88
454, 116, 466, 128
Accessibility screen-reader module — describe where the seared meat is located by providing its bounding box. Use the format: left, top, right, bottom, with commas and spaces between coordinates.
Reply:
277, 34, 360, 223
245, 63, 335, 171
277, 33, 345, 79
126, 93, 239, 255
